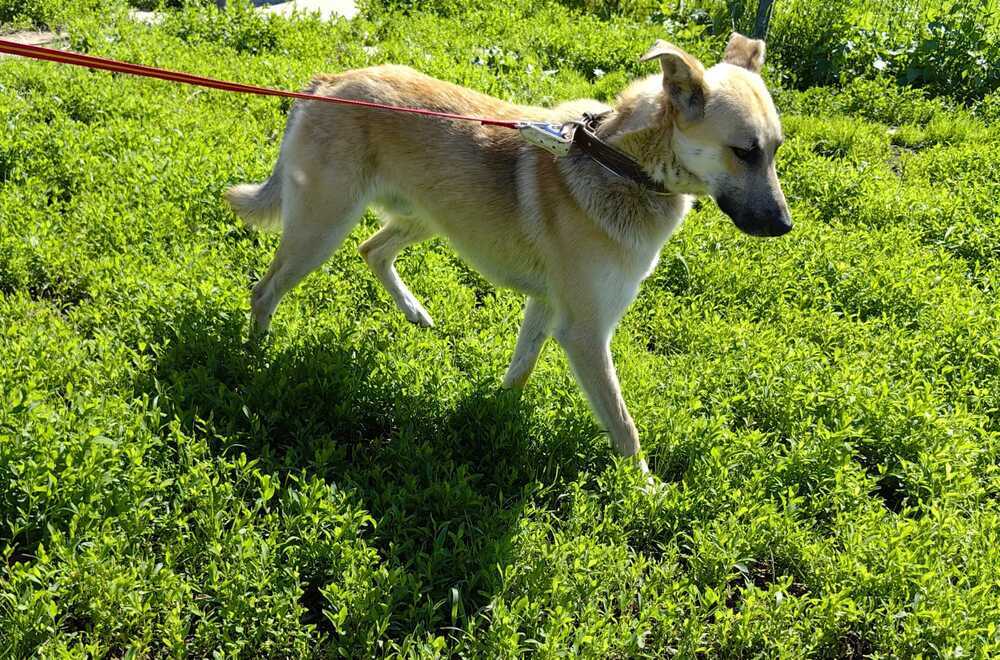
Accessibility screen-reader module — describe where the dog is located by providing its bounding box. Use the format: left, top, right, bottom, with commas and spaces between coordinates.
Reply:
225, 32, 791, 474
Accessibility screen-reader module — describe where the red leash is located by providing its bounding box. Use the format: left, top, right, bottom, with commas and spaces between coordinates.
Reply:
0, 38, 522, 129
0, 39, 670, 191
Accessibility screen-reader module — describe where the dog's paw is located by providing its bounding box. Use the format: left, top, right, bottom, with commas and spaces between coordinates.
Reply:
633, 458, 663, 494
245, 314, 270, 348
500, 377, 527, 395
404, 301, 434, 327
246, 325, 272, 350
501, 369, 528, 390
640, 473, 664, 495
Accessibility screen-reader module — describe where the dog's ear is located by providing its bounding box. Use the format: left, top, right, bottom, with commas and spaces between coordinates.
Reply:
640, 40, 706, 122
723, 32, 766, 73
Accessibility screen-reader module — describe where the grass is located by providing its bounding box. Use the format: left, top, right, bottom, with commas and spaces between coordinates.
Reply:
2, 1, 999, 656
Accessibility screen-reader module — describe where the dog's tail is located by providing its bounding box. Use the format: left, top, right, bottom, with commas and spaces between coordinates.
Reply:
224, 160, 283, 232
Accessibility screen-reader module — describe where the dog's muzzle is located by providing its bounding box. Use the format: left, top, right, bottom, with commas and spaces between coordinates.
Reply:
716, 193, 792, 237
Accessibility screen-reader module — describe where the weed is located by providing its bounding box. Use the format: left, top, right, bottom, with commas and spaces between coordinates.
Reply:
1, 0, 999, 657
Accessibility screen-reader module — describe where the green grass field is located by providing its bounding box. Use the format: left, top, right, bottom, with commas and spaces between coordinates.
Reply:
2, 1, 999, 656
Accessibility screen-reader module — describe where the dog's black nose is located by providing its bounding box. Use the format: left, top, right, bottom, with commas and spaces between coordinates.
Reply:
771, 215, 792, 236
735, 213, 792, 237
759, 205, 792, 237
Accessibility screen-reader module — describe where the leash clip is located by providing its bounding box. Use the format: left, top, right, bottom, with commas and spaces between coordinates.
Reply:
517, 122, 573, 157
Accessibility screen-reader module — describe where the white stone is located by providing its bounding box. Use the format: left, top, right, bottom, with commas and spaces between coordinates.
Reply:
0, 31, 63, 48
129, 10, 165, 25
255, 0, 358, 21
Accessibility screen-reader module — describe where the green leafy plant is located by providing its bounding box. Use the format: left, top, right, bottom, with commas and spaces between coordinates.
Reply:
1, 0, 999, 656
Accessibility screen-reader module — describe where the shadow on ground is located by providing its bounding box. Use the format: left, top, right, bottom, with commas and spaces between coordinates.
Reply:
131, 302, 605, 641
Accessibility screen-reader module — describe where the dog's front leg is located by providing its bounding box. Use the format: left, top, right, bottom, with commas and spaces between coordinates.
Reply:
554, 322, 649, 473
503, 297, 552, 389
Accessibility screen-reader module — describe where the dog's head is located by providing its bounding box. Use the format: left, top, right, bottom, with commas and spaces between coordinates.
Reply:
641, 33, 791, 237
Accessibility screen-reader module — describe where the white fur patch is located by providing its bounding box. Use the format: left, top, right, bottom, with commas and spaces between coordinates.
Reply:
672, 130, 721, 194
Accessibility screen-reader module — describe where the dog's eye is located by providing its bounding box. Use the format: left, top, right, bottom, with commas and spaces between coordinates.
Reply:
731, 145, 760, 164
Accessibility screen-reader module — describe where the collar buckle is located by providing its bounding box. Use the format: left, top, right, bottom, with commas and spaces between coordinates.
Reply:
517, 122, 573, 157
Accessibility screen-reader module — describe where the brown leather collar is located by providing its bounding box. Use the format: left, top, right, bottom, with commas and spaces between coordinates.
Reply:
569, 112, 670, 196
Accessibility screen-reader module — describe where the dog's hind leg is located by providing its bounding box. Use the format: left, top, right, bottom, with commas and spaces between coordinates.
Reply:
502, 297, 551, 388
251, 179, 366, 337
359, 217, 434, 327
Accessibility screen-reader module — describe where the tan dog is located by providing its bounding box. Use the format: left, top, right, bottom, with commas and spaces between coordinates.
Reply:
226, 33, 790, 473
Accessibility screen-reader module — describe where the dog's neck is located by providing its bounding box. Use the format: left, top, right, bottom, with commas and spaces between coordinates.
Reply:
598, 81, 706, 195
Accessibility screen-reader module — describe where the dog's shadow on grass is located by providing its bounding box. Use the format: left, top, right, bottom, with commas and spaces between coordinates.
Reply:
133, 304, 604, 639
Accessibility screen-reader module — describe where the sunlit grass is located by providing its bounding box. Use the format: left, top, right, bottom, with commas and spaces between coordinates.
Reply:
1, 1, 999, 656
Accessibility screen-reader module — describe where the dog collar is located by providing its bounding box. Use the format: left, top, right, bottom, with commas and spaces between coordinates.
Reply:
517, 113, 672, 196
569, 112, 670, 196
